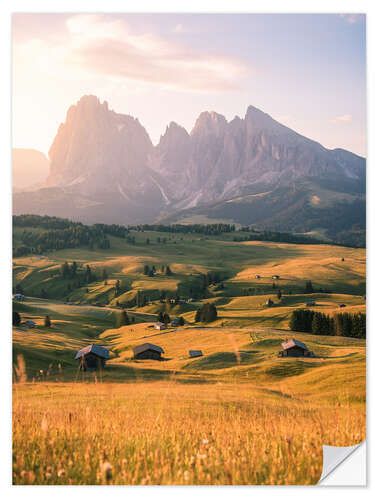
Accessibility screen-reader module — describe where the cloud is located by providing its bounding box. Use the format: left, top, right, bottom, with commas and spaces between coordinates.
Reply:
16, 14, 249, 93
339, 14, 363, 24
330, 114, 353, 124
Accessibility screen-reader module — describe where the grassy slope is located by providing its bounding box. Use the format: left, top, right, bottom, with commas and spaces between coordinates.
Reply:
13, 232, 366, 303
12, 233, 366, 485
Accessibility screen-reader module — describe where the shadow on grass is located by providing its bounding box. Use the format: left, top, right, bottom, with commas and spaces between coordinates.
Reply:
183, 350, 263, 371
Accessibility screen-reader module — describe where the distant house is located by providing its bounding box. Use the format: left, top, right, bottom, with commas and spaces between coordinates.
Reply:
266, 298, 274, 307
189, 350, 203, 358
339, 304, 346, 308
170, 320, 179, 327
306, 301, 315, 307
278, 339, 315, 358
154, 322, 166, 330
13, 293, 25, 301
272, 275, 280, 280
133, 343, 164, 360
23, 320, 36, 328
255, 274, 261, 279
75, 344, 109, 371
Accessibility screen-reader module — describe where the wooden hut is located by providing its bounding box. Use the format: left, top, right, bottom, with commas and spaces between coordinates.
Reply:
75, 344, 109, 370
189, 350, 203, 358
154, 322, 166, 330
278, 339, 314, 358
133, 343, 164, 360
23, 320, 36, 328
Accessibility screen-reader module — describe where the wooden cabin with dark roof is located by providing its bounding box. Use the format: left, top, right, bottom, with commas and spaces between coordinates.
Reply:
189, 350, 203, 358
133, 343, 164, 360
75, 344, 109, 370
278, 339, 315, 358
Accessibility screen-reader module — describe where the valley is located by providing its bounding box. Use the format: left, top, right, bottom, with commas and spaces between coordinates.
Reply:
12, 220, 366, 484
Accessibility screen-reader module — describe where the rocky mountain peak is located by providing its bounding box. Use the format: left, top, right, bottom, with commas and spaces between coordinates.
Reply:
18, 95, 364, 226
191, 110, 227, 136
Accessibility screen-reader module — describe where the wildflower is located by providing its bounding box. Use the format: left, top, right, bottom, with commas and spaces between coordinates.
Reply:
45, 466, 52, 480
57, 468, 66, 478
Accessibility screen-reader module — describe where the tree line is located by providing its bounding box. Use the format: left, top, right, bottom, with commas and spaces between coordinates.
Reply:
129, 223, 236, 235
13, 215, 129, 256
289, 309, 366, 338
234, 228, 326, 246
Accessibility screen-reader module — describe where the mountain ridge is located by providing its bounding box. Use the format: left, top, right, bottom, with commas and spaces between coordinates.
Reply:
13, 95, 365, 243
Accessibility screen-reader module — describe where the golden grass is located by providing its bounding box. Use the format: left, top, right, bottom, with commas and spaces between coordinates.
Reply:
12, 380, 365, 485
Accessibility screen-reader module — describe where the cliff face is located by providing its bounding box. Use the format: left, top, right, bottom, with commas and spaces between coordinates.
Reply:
14, 95, 365, 226
47, 95, 157, 197
149, 105, 365, 209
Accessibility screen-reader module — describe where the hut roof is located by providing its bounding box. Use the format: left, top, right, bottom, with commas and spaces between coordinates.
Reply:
281, 339, 308, 351
75, 344, 109, 360
133, 343, 164, 356
189, 350, 203, 358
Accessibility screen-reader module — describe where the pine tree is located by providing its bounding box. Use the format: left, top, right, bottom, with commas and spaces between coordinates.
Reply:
116, 310, 130, 327
334, 314, 344, 336
44, 315, 51, 327
115, 279, 121, 297
195, 308, 201, 323
144, 264, 150, 275
157, 311, 164, 322
311, 312, 323, 335
178, 316, 185, 326
277, 289, 282, 300
85, 265, 92, 283
305, 280, 314, 294
13, 311, 21, 326
163, 313, 170, 326
61, 261, 70, 278
200, 303, 218, 323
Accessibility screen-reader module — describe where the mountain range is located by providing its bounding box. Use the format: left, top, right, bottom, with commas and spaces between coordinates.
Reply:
13, 95, 366, 245
12, 148, 49, 191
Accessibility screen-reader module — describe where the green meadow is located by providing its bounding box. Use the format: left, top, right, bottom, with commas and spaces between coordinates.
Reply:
12, 229, 366, 484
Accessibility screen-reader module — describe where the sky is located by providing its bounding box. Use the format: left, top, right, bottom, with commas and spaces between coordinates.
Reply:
12, 13, 366, 156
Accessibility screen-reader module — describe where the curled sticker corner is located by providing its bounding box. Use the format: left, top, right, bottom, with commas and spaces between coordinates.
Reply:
318, 441, 365, 484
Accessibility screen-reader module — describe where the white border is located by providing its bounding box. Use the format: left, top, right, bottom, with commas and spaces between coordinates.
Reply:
1, 1, 373, 498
